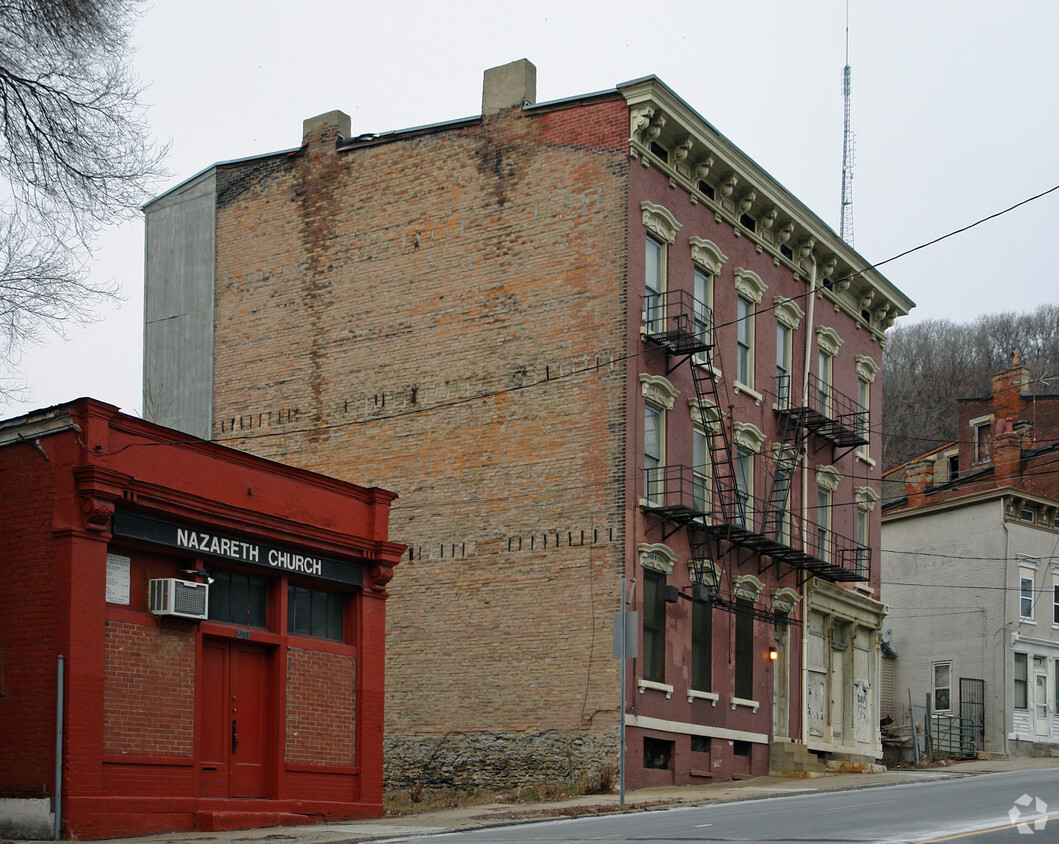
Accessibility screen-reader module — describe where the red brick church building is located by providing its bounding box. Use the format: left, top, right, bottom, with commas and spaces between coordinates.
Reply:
0, 399, 402, 839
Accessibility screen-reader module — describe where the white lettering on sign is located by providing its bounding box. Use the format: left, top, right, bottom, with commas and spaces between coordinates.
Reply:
176, 528, 260, 562
268, 549, 323, 576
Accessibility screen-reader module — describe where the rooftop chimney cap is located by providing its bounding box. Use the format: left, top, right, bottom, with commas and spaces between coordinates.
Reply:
303, 110, 351, 144
482, 59, 537, 116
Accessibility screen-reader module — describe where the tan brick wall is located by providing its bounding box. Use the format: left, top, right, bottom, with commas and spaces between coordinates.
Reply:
286, 646, 356, 766
103, 621, 194, 756
210, 100, 631, 783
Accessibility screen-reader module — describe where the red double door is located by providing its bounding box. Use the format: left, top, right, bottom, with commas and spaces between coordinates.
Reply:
201, 640, 271, 798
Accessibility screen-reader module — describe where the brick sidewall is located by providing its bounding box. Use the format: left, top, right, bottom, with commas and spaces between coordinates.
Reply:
0, 446, 57, 796
210, 100, 631, 785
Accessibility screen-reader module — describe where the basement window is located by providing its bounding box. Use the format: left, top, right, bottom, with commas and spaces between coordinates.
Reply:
691, 736, 710, 754
643, 736, 674, 770
733, 740, 752, 758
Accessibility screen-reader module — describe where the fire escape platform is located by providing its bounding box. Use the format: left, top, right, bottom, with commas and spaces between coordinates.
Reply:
643, 498, 869, 584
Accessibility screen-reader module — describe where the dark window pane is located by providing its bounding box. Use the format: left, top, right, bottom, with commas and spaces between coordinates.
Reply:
210, 571, 231, 622
207, 570, 267, 627
311, 590, 327, 636
692, 601, 711, 692
295, 587, 312, 635
249, 576, 268, 628
231, 575, 249, 626
643, 736, 673, 770
643, 571, 665, 683
286, 585, 345, 642
327, 594, 344, 641
735, 599, 754, 699
1014, 653, 1028, 709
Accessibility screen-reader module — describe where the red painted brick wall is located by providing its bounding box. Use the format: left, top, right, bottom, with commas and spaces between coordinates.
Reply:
286, 647, 356, 766
0, 443, 58, 797
102, 621, 195, 756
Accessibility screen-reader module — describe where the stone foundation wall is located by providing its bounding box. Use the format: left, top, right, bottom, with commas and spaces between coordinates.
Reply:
384, 728, 619, 791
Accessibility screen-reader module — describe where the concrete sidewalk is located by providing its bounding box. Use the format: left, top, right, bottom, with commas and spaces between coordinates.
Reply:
32, 758, 1059, 844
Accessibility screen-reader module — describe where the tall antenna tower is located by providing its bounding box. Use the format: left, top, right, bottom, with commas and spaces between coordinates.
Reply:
840, 2, 855, 245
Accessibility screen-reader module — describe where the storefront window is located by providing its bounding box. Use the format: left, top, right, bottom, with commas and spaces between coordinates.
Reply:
288, 585, 344, 641
209, 570, 268, 627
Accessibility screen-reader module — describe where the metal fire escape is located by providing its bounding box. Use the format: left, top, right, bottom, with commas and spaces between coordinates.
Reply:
642, 291, 870, 621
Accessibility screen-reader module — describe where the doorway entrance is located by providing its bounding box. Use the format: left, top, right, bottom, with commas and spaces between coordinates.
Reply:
201, 640, 272, 798
1035, 671, 1050, 737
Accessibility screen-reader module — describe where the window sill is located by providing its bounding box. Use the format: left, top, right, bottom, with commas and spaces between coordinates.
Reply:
733, 382, 763, 405
731, 696, 760, 713
638, 679, 674, 699
856, 452, 876, 469
1019, 618, 1037, 626
688, 689, 719, 706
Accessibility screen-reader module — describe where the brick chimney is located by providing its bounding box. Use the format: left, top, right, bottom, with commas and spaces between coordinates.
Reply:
904, 459, 935, 508
302, 110, 351, 146
482, 59, 536, 116
993, 430, 1023, 485
991, 353, 1029, 423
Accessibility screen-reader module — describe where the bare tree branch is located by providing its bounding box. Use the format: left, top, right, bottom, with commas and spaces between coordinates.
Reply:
883, 305, 1059, 469
0, 0, 166, 400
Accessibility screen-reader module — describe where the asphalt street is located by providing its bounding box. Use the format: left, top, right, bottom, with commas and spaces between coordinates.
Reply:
371, 767, 1059, 844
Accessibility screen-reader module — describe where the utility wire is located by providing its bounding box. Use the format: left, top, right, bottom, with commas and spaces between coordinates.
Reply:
214, 182, 1059, 445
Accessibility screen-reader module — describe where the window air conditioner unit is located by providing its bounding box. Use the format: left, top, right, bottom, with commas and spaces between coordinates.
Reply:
149, 578, 209, 620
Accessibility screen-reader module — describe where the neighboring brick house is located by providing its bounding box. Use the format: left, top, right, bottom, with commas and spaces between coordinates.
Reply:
882, 363, 1059, 757
0, 399, 402, 839
142, 60, 912, 787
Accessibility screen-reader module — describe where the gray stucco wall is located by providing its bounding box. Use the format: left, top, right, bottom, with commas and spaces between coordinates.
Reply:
142, 172, 216, 439
882, 497, 1059, 756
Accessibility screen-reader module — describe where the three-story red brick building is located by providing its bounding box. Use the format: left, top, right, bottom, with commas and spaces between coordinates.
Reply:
142, 60, 912, 787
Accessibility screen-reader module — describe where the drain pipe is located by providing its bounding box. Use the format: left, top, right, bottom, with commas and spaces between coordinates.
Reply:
799, 252, 818, 746
54, 654, 64, 840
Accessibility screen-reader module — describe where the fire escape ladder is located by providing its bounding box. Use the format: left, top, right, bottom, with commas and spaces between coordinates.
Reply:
761, 405, 807, 542
641, 293, 799, 622
690, 357, 742, 530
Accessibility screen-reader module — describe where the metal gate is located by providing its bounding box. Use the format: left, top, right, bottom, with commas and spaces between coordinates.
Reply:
959, 677, 985, 753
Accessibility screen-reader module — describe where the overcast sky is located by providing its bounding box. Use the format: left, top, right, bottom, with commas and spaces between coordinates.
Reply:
5, 0, 1058, 418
